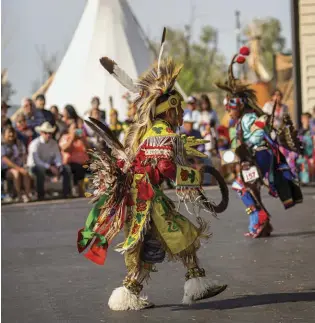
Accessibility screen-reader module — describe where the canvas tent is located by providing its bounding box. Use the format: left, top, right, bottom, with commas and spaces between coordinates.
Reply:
45, 0, 186, 120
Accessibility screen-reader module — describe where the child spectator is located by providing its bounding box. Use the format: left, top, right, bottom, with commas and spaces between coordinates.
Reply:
14, 113, 37, 148
2, 125, 32, 202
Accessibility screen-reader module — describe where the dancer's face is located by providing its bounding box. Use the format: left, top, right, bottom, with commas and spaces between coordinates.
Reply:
165, 105, 183, 128
228, 107, 241, 120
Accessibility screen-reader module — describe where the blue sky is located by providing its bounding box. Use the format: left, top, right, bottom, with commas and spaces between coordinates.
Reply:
2, 0, 291, 105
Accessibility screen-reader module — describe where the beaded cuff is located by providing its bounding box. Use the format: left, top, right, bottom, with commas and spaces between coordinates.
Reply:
123, 277, 143, 295
185, 267, 206, 281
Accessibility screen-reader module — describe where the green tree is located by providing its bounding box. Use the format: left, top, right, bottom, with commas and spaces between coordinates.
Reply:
244, 17, 286, 71
156, 25, 226, 95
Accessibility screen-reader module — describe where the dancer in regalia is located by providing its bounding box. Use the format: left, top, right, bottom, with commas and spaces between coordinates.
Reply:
77, 29, 228, 311
216, 46, 303, 238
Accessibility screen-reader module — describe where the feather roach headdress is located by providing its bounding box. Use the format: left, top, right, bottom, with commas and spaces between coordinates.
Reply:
216, 46, 263, 116
99, 27, 184, 157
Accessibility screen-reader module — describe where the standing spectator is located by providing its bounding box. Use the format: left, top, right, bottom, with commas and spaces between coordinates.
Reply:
84, 108, 104, 149
34, 94, 55, 126
109, 108, 124, 140
85, 96, 106, 123
296, 113, 314, 184
184, 96, 201, 130
2, 125, 32, 202
14, 113, 37, 148
199, 94, 219, 133
50, 105, 67, 141
1, 101, 12, 131
60, 105, 89, 197
263, 89, 288, 129
27, 122, 71, 200
263, 90, 296, 174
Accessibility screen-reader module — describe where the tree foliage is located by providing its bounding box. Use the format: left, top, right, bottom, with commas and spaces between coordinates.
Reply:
244, 17, 286, 71
158, 25, 226, 95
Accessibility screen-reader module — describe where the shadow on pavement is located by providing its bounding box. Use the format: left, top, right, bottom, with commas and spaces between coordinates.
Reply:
154, 292, 315, 311
270, 231, 315, 238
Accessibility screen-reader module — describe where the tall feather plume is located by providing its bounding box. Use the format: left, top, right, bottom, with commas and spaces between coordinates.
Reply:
157, 27, 166, 77
215, 51, 265, 116
99, 57, 138, 93
227, 54, 238, 89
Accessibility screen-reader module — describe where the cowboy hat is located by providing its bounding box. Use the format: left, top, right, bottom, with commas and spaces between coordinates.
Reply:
35, 121, 56, 133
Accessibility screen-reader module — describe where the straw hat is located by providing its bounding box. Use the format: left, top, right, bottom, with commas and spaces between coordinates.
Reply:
35, 121, 56, 133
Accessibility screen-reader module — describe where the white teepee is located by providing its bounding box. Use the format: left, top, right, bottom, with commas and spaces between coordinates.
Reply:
46, 0, 154, 119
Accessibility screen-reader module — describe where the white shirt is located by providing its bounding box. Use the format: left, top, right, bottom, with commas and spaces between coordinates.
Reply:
199, 110, 219, 128
27, 136, 62, 169
262, 101, 288, 129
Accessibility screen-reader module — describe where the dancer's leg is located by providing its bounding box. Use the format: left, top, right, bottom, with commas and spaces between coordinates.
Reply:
108, 233, 164, 311
232, 179, 269, 236
181, 251, 227, 304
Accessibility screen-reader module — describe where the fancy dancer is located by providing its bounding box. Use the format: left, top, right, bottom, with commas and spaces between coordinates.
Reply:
77, 29, 228, 311
216, 46, 303, 238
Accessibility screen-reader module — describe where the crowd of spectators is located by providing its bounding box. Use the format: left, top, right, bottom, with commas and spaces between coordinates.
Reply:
1, 90, 315, 204
1, 95, 109, 203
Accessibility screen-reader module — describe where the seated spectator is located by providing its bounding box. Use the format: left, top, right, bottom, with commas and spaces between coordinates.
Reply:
1, 101, 12, 132
50, 105, 67, 141
34, 94, 55, 126
14, 113, 37, 148
60, 105, 89, 197
184, 96, 201, 130
1, 125, 32, 202
27, 122, 71, 200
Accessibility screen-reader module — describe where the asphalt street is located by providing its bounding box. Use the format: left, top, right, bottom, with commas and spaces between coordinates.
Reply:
2, 187, 315, 323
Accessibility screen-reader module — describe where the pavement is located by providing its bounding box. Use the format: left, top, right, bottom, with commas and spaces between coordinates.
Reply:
2, 186, 315, 323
